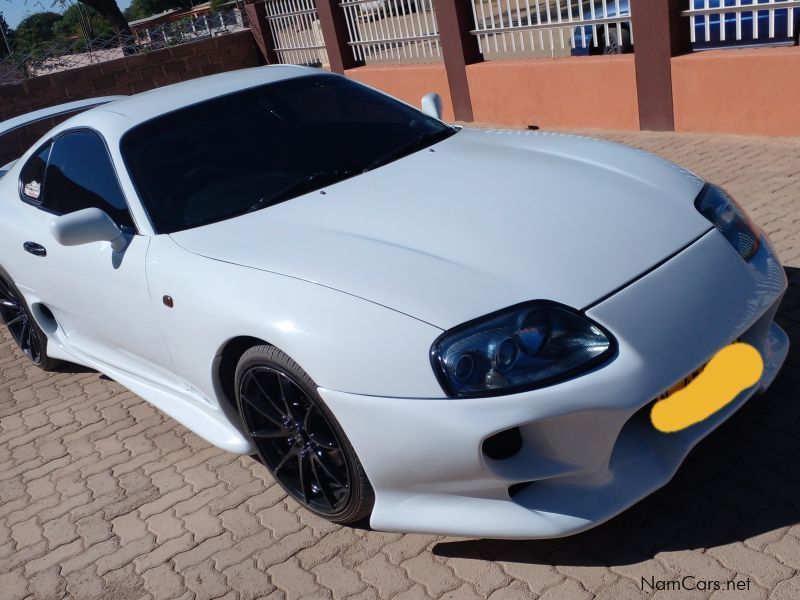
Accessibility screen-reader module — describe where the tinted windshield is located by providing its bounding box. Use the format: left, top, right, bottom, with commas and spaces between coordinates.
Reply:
122, 74, 455, 233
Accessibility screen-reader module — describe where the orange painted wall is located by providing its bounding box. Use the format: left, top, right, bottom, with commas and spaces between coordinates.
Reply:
345, 64, 454, 121
466, 56, 639, 130
672, 47, 800, 136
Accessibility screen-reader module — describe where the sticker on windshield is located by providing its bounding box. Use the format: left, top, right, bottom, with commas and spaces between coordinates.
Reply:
23, 180, 41, 200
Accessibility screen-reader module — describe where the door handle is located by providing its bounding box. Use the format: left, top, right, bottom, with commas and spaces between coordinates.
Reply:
23, 242, 47, 257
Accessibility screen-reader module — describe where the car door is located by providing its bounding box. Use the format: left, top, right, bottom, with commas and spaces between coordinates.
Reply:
15, 129, 176, 381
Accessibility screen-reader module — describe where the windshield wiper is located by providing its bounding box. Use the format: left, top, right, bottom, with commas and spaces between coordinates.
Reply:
363, 128, 456, 173
246, 169, 355, 214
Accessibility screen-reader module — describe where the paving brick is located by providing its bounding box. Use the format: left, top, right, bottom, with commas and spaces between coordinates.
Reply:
96, 534, 156, 576
769, 576, 800, 600
134, 532, 195, 575
146, 509, 185, 544
446, 553, 510, 597
538, 578, 593, 600
172, 532, 234, 571
708, 542, 795, 588
183, 559, 229, 600
402, 554, 460, 597
28, 565, 66, 600
0, 569, 29, 600
357, 554, 413, 599
223, 558, 277, 600
219, 505, 263, 541
111, 511, 150, 545
24, 538, 83, 576
64, 564, 105, 599
141, 563, 186, 600
183, 506, 224, 543
312, 556, 366, 599
42, 513, 78, 549
11, 518, 43, 548
268, 558, 323, 600
257, 502, 303, 538
765, 535, 800, 571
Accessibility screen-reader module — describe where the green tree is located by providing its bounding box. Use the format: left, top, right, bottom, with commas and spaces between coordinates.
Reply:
0, 12, 12, 57
53, 4, 113, 40
13, 11, 62, 52
74, 0, 132, 35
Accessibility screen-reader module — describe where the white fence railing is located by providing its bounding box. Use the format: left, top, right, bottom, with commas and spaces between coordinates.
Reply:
340, 0, 441, 64
470, 0, 633, 59
136, 8, 249, 47
264, 0, 328, 65
683, 0, 799, 45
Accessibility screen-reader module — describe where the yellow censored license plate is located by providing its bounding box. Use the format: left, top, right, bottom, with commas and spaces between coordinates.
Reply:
650, 342, 764, 433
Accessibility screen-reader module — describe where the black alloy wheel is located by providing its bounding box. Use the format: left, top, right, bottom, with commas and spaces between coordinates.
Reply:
236, 345, 373, 523
0, 273, 42, 364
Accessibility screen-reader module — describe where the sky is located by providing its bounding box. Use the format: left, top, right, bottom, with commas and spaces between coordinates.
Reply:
1, 0, 133, 29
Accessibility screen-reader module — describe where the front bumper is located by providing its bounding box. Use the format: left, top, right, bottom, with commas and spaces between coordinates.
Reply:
320, 229, 789, 538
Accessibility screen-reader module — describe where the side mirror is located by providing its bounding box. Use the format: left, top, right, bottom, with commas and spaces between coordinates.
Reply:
50, 207, 129, 252
421, 92, 443, 120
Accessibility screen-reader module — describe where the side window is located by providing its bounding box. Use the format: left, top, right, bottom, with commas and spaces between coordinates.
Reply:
42, 131, 135, 230
19, 144, 51, 203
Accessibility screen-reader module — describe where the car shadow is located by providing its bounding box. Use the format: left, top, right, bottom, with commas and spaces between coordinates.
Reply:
433, 266, 800, 566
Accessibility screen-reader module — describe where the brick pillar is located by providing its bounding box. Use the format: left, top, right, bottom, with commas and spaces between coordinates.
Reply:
244, 0, 279, 64
630, 0, 692, 131
316, 0, 363, 73
431, 0, 483, 122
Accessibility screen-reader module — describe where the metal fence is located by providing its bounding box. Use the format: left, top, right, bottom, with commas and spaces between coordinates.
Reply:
134, 8, 248, 47
264, 0, 328, 66
0, 7, 248, 85
683, 0, 799, 45
340, 0, 441, 64
470, 0, 633, 59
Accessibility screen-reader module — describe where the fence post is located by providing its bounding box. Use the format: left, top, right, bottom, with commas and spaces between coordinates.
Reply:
316, 0, 363, 73
431, 0, 482, 122
244, 0, 280, 64
630, 0, 692, 131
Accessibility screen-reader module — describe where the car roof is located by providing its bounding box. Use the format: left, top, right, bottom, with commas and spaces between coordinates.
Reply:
89, 64, 322, 127
0, 96, 127, 138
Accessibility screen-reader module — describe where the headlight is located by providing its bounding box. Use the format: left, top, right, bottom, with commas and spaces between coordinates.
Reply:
695, 184, 760, 261
430, 302, 615, 398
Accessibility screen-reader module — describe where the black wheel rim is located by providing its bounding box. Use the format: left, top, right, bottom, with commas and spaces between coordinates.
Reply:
0, 276, 41, 364
239, 366, 351, 514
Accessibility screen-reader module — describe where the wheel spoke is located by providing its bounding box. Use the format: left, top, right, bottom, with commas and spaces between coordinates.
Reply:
5, 314, 25, 327
310, 455, 338, 508
20, 321, 30, 352
0, 278, 16, 301
303, 402, 315, 429
297, 451, 312, 505
29, 330, 40, 360
313, 451, 346, 488
273, 445, 298, 475
250, 428, 291, 440
241, 393, 285, 428
250, 371, 291, 419
276, 374, 297, 418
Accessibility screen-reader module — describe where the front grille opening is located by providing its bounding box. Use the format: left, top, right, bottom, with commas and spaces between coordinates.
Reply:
483, 427, 523, 460
508, 481, 531, 498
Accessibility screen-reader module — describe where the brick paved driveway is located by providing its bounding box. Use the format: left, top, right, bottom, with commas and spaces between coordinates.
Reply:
1, 130, 799, 600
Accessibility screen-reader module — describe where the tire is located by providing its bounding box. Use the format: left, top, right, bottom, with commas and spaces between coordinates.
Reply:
589, 25, 633, 55
0, 268, 61, 371
235, 345, 374, 524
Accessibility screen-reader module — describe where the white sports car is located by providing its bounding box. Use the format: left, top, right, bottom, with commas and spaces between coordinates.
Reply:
0, 66, 788, 538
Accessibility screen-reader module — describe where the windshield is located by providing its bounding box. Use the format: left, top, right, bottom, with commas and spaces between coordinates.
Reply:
121, 74, 456, 233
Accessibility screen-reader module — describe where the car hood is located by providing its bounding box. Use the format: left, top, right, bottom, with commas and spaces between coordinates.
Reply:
170, 128, 710, 330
